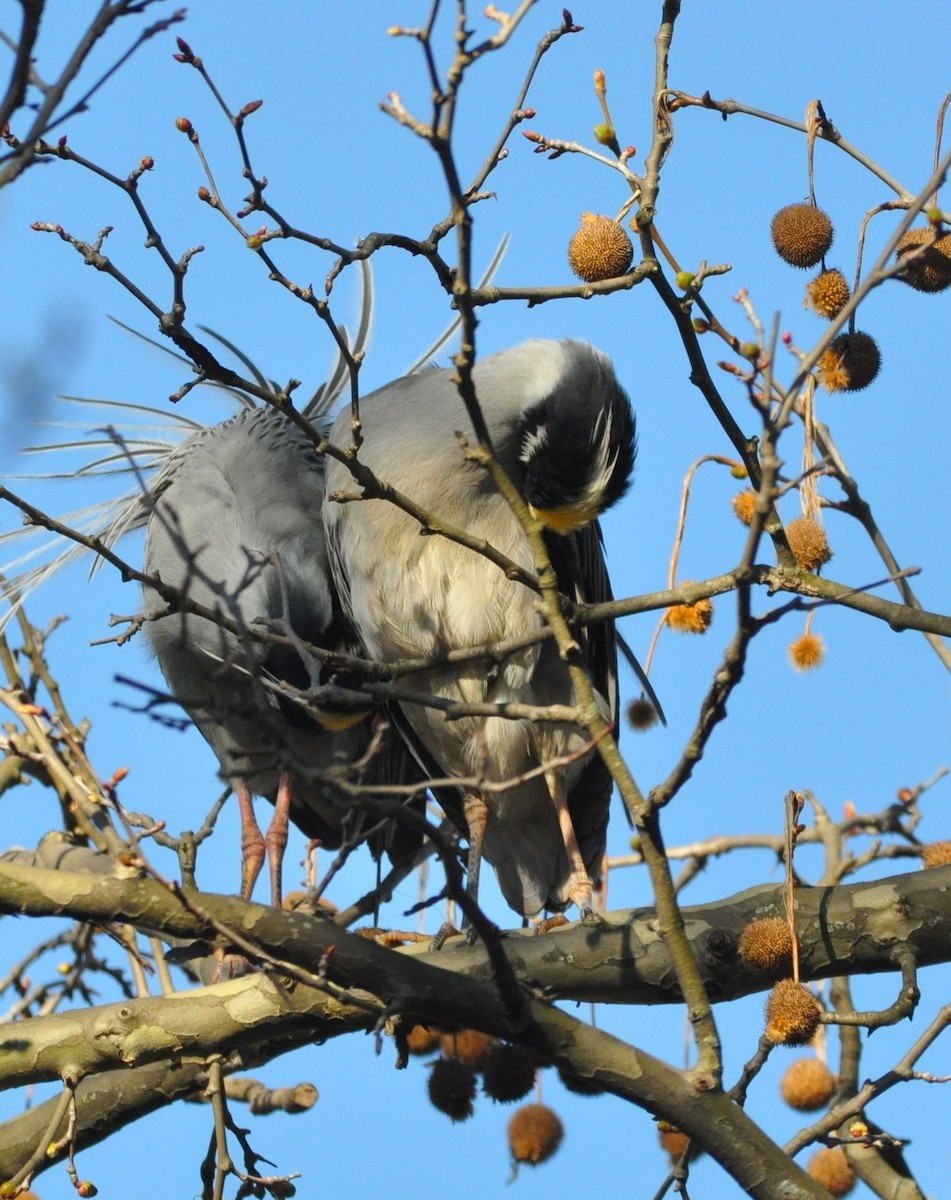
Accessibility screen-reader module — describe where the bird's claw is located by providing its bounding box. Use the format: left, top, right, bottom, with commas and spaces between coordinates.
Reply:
429, 921, 462, 952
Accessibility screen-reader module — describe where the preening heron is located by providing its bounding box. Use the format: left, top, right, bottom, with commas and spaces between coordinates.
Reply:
323, 339, 637, 920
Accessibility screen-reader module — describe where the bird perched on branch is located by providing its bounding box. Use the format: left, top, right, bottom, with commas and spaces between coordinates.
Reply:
142, 400, 423, 906
323, 339, 640, 920
0, 271, 437, 906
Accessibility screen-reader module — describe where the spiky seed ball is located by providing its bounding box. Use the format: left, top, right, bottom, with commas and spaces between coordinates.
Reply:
896, 227, 951, 292
807, 1147, 856, 1197
732, 489, 756, 526
806, 268, 851, 318
558, 1070, 605, 1096
921, 840, 951, 869
817, 331, 881, 393
771, 203, 834, 268
789, 632, 825, 672
738, 918, 794, 973
568, 213, 634, 282
787, 516, 833, 572
780, 1058, 838, 1111
508, 1103, 564, 1165
482, 1042, 536, 1103
427, 1056, 477, 1122
438, 1028, 495, 1069
667, 590, 714, 634
658, 1127, 704, 1162
405, 1024, 442, 1055
765, 980, 823, 1046
626, 695, 660, 731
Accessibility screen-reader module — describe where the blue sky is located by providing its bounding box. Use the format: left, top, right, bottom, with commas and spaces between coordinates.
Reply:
1, 2, 949, 1197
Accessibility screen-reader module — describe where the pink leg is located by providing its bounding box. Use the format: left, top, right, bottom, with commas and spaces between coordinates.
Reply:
237, 781, 266, 901
264, 769, 293, 908
545, 769, 593, 916
431, 790, 489, 950
463, 790, 489, 906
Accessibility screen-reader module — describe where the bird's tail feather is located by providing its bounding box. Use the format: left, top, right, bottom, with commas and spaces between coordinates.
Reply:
0, 242, 510, 626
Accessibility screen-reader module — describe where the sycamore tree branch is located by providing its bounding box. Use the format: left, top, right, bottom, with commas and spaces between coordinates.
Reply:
0, 974, 835, 1199
2, 858, 948, 1020
4, 857, 944, 1196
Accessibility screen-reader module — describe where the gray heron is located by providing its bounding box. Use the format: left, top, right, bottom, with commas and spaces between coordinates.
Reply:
323, 339, 637, 921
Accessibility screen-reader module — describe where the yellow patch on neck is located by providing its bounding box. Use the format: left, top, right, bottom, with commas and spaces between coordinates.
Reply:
529, 500, 599, 533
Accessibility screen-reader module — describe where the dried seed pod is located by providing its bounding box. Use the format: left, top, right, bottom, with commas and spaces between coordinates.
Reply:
817, 331, 881, 393
805, 268, 851, 318
731, 490, 756, 526
738, 918, 793, 973
788, 632, 825, 672
667, 589, 714, 634
508, 1103, 564, 1165
568, 213, 634, 282
786, 516, 833, 572
482, 1042, 537, 1103
807, 1146, 856, 1197
427, 1056, 477, 1122
626, 695, 660, 731
658, 1127, 704, 1162
771, 203, 834, 268
438, 1028, 495, 1069
765, 980, 822, 1046
405, 1024, 443, 1055
896, 227, 951, 292
780, 1058, 837, 1111
921, 840, 951, 869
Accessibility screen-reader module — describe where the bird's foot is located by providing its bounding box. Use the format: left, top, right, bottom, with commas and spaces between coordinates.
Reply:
209, 945, 255, 982
429, 921, 470, 950
533, 913, 570, 936
430, 921, 463, 951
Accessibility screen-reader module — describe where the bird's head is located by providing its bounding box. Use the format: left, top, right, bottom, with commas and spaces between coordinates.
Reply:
507, 340, 636, 534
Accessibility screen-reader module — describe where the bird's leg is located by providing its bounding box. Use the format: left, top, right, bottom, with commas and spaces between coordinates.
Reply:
545, 769, 595, 919
263, 769, 293, 908
460, 789, 490, 944
431, 789, 489, 949
462, 790, 489, 906
237, 781, 266, 901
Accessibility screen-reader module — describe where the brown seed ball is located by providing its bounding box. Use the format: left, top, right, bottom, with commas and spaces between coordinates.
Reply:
896, 227, 951, 292
658, 1127, 704, 1162
732, 489, 756, 526
738, 918, 794, 973
558, 1070, 606, 1096
765, 980, 823, 1046
427, 1056, 477, 1122
482, 1042, 537, 1103
667, 589, 714, 634
780, 1058, 838, 1111
626, 695, 660, 731
508, 1103, 564, 1165
921, 840, 951, 869
806, 268, 851, 318
438, 1028, 495, 1069
807, 1147, 856, 1197
771, 203, 834, 268
568, 213, 634, 282
405, 1024, 443, 1055
786, 516, 833, 572
788, 632, 825, 672
817, 331, 881, 393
